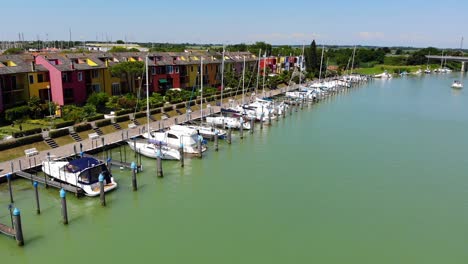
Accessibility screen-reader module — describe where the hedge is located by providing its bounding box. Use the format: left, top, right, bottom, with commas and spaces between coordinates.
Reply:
12, 127, 42, 138
115, 109, 133, 116
114, 115, 130, 123
150, 108, 161, 115
95, 119, 111, 127
187, 101, 196, 107
53, 120, 75, 129
74, 123, 92, 133
87, 114, 104, 122
175, 103, 185, 109
49, 129, 70, 138
134, 112, 146, 119
163, 105, 174, 112
0, 134, 43, 151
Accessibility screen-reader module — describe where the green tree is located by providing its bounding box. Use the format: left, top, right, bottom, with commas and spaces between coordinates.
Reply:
109, 61, 145, 93
116, 40, 125, 44
5, 105, 29, 123
62, 105, 85, 122
27, 96, 42, 119
83, 104, 97, 117
86, 92, 109, 112
3, 47, 23, 55
305, 40, 319, 76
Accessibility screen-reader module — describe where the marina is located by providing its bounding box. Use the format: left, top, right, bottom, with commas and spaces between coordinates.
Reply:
1, 72, 468, 263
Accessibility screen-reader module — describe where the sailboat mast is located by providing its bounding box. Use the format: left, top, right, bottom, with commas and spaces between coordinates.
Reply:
318, 45, 325, 82
262, 51, 266, 97
242, 55, 246, 105
440, 50, 444, 69
200, 57, 203, 119
220, 45, 225, 108
145, 55, 150, 134
350, 45, 356, 74
256, 49, 261, 95
299, 44, 304, 86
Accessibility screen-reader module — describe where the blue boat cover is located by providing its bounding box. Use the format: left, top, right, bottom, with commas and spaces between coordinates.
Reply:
67, 157, 101, 173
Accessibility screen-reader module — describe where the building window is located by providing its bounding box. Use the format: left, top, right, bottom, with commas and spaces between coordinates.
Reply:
151, 67, 156, 75
111, 83, 120, 95
91, 84, 100, 92
191, 66, 194, 72
62, 73, 68, 82
156, 67, 163, 75
78, 72, 83, 82
175, 67, 179, 73
39, 89, 49, 101
38, 74, 44, 83
92, 70, 99, 78
29, 75, 34, 84
167, 66, 173, 74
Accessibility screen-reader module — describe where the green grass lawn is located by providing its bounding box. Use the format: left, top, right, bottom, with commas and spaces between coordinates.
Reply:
99, 125, 116, 135
53, 135, 75, 146
0, 141, 50, 162
353, 64, 439, 75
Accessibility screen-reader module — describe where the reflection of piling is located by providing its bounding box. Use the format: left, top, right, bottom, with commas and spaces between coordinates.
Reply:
197, 137, 203, 158
250, 119, 254, 134
227, 126, 232, 144
13, 208, 24, 246
7, 173, 13, 203
214, 132, 219, 151
99, 174, 106, 207
179, 144, 184, 167
33, 181, 40, 214
60, 189, 68, 225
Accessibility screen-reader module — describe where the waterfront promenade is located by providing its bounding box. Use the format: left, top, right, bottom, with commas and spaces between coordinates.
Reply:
0, 87, 289, 179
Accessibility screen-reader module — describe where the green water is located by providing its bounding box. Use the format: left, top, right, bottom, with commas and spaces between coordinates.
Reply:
2, 74, 468, 263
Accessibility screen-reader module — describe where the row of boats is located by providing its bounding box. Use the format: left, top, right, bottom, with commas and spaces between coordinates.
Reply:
39, 56, 370, 197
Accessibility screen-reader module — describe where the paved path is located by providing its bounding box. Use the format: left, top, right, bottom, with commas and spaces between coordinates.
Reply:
0, 87, 290, 180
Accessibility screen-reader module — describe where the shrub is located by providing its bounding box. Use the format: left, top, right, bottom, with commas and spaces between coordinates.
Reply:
115, 109, 133, 116
12, 128, 42, 138
134, 112, 146, 119
5, 105, 29, 122
163, 105, 174, 112
0, 134, 43, 151
95, 119, 111, 127
74, 123, 92, 132
53, 120, 75, 129
87, 114, 104, 122
114, 115, 130, 123
175, 103, 185, 109
150, 108, 161, 115
49, 129, 70, 138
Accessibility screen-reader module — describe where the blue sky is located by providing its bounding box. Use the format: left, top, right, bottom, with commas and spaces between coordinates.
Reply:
2, 0, 467, 48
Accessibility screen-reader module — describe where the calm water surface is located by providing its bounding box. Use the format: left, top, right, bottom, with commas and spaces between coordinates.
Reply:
1, 74, 468, 263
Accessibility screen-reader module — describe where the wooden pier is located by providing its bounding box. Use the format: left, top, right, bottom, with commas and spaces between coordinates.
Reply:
0, 222, 15, 238
15, 171, 84, 196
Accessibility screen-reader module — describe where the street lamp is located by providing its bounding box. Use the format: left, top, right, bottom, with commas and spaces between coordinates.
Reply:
47, 85, 52, 118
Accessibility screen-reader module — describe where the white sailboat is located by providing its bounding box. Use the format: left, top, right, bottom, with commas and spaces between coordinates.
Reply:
42, 156, 118, 196
451, 80, 463, 89
128, 56, 181, 160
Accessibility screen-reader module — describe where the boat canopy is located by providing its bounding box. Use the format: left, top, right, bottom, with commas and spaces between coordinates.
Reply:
67, 157, 101, 173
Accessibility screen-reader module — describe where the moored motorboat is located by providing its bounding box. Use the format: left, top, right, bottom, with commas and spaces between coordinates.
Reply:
451, 80, 463, 89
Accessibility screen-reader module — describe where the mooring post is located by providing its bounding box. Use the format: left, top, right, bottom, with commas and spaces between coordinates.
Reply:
260, 114, 264, 130
175, 117, 178, 125
138, 149, 142, 171
13, 208, 24, 246
73, 144, 77, 156
60, 189, 68, 225
197, 136, 203, 158
131, 162, 137, 191
79, 143, 83, 153
250, 118, 254, 134
179, 144, 184, 168
156, 149, 163, 178
7, 173, 13, 203
106, 158, 112, 174
133, 138, 137, 158
18, 160, 22, 171
214, 132, 219, 151
99, 173, 106, 207
227, 126, 232, 144
239, 118, 244, 139
33, 181, 40, 214
268, 111, 272, 124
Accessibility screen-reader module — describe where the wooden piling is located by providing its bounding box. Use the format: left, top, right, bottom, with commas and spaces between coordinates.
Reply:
131, 162, 137, 191
179, 144, 184, 167
33, 181, 40, 214
197, 137, 203, 158
99, 174, 106, 207
260, 114, 264, 130
214, 132, 219, 151
6, 173, 13, 203
250, 118, 254, 134
156, 150, 163, 178
60, 189, 68, 225
13, 208, 24, 246
239, 119, 244, 139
